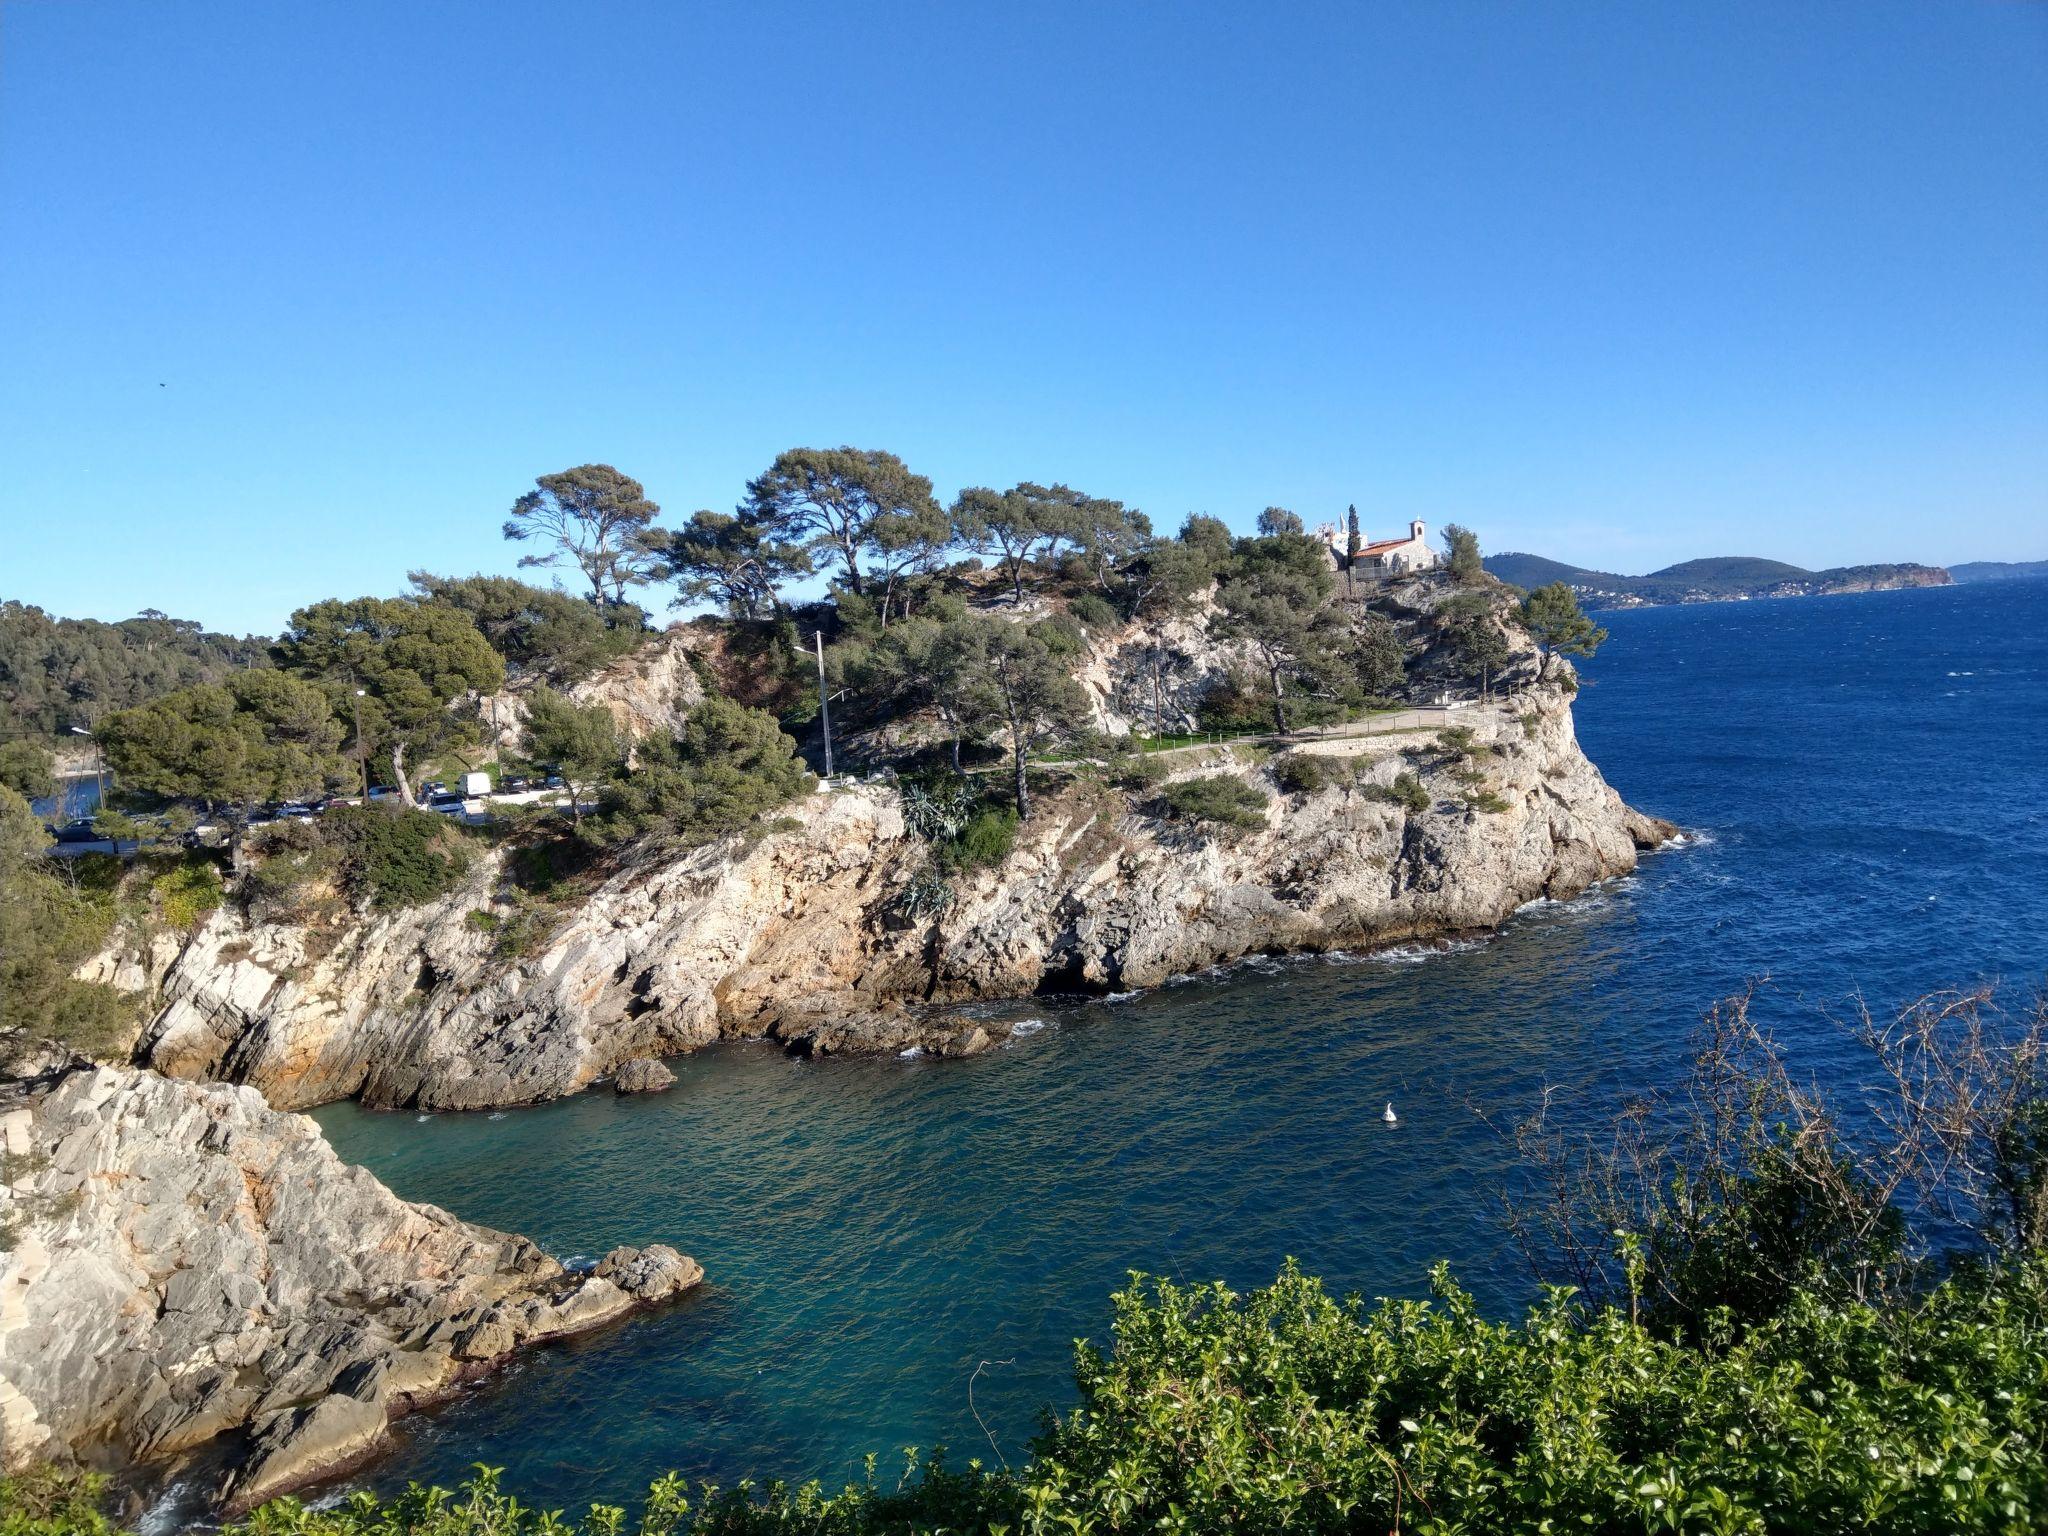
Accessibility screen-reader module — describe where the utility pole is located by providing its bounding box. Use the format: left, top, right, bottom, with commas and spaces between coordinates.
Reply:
352, 686, 371, 802
814, 630, 833, 781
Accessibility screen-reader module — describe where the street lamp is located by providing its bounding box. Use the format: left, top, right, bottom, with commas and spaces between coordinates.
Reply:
68, 725, 106, 812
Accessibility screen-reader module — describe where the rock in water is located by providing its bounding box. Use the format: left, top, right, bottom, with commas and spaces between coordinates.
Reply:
0, 1048, 702, 1508
612, 1058, 676, 1094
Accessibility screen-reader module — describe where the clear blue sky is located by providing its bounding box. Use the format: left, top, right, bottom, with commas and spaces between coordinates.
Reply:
3, 0, 2043, 635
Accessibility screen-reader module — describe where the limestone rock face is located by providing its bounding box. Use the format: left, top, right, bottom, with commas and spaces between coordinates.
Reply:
482, 630, 707, 754
0, 1053, 701, 1504
130, 674, 1672, 1113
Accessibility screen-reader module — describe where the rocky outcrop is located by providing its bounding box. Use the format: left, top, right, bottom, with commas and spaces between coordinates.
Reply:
0, 1049, 701, 1505
126, 664, 1674, 1112
483, 630, 707, 753
611, 1058, 675, 1094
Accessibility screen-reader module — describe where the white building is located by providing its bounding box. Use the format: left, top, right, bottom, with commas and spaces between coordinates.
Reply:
1311, 518, 1437, 578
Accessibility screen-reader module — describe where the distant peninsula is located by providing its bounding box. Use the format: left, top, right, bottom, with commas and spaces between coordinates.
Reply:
1948, 559, 2048, 585
1483, 552, 1952, 609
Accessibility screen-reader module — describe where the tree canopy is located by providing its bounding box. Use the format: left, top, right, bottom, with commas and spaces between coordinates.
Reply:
1519, 580, 1609, 661
644, 509, 809, 619
520, 688, 621, 827
930, 615, 1092, 819
741, 447, 945, 610
1442, 521, 1485, 584
503, 465, 665, 608
407, 573, 641, 684
274, 598, 505, 804
98, 671, 347, 851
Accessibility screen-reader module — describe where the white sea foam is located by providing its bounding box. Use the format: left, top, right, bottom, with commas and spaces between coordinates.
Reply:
1009, 1019, 1048, 1036
897, 1046, 924, 1059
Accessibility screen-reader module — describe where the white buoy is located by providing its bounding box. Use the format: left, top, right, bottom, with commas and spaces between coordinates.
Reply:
1383, 1101, 1398, 1124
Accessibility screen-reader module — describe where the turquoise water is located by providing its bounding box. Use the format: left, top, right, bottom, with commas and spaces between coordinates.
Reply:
314, 579, 2048, 1512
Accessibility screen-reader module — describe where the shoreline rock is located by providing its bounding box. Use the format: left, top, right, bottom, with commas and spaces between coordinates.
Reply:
0, 1049, 702, 1509
612, 1058, 677, 1094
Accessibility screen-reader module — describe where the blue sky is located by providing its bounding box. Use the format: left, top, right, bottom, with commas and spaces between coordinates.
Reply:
2, 0, 2043, 635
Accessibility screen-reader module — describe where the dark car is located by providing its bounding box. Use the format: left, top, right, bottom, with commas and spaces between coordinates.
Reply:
50, 820, 103, 844
504, 776, 531, 793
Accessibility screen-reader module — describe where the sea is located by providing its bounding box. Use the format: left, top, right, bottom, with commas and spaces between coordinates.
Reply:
301, 578, 2048, 1515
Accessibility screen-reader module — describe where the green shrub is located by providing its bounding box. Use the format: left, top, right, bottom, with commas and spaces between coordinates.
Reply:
1273, 752, 1332, 794
943, 806, 1017, 871
171, 1255, 2048, 1536
324, 805, 471, 910
464, 908, 500, 933
1436, 724, 1479, 758
149, 856, 223, 930
0, 1467, 119, 1536
594, 697, 812, 846
1114, 752, 1170, 791
1067, 592, 1119, 631
1160, 774, 1269, 830
1520, 710, 1541, 739
1368, 770, 1431, 813
1028, 613, 1088, 657
1466, 787, 1512, 813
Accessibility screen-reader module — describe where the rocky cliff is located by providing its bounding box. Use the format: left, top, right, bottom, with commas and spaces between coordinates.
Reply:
0, 1048, 701, 1508
120, 663, 1672, 1112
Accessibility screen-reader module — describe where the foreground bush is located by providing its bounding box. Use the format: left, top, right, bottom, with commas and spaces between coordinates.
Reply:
131, 1256, 2040, 1536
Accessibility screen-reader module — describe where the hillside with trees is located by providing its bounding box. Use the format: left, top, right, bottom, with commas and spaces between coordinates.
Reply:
0, 603, 270, 745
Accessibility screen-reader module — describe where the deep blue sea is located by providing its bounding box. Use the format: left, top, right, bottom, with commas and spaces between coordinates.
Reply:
312, 579, 2048, 1513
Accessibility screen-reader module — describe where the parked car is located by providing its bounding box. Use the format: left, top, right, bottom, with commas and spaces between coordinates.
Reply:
503, 776, 531, 793
426, 793, 466, 815
51, 820, 102, 844
543, 773, 565, 789
419, 780, 447, 798
367, 785, 402, 801
322, 794, 364, 809
275, 802, 317, 821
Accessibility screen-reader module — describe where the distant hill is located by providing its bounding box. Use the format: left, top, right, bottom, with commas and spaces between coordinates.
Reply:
1483, 554, 1953, 609
1948, 560, 2048, 584
0, 601, 270, 744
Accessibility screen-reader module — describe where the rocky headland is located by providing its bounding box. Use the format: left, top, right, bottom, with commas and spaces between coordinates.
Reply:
0, 1046, 701, 1509
120, 662, 1670, 1111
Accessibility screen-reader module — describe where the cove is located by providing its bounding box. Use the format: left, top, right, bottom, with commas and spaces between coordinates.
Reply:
315, 578, 2048, 1514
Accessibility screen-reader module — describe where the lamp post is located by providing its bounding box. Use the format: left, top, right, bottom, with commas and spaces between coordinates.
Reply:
352, 687, 371, 803
68, 725, 106, 813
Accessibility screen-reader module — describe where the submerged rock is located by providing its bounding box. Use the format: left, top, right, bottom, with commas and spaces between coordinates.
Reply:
0, 1049, 701, 1507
